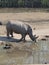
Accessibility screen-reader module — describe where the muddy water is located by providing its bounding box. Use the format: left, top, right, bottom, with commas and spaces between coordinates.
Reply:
0, 39, 49, 65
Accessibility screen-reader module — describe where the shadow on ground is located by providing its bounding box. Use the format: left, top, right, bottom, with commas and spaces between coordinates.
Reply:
0, 36, 22, 42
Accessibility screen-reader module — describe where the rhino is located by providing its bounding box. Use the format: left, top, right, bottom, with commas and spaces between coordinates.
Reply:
6, 20, 38, 42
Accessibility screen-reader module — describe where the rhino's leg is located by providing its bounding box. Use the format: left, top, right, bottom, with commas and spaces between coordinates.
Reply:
7, 30, 10, 38
10, 31, 13, 37
22, 34, 26, 42
7, 32, 9, 37
18, 34, 26, 42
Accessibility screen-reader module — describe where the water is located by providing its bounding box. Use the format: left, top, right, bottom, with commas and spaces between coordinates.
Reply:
0, 39, 49, 64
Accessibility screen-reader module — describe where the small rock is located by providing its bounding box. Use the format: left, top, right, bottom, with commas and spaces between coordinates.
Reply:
41, 38, 46, 41
3, 46, 11, 49
45, 35, 49, 38
5, 43, 12, 46
44, 62, 47, 64
3, 44, 11, 49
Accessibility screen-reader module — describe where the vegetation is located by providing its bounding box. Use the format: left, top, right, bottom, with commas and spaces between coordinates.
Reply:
0, 0, 49, 8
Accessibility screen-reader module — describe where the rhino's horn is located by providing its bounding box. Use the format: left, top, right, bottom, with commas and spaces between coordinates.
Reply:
34, 36, 39, 42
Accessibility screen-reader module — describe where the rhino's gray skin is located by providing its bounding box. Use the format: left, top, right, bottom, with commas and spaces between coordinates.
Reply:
6, 21, 38, 42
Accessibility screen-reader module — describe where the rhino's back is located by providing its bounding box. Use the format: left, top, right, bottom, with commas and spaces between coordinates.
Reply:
7, 20, 29, 34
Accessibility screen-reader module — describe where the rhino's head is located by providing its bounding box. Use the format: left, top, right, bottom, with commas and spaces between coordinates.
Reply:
33, 35, 39, 42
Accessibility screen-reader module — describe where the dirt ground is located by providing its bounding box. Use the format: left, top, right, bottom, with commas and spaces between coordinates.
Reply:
0, 12, 49, 64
